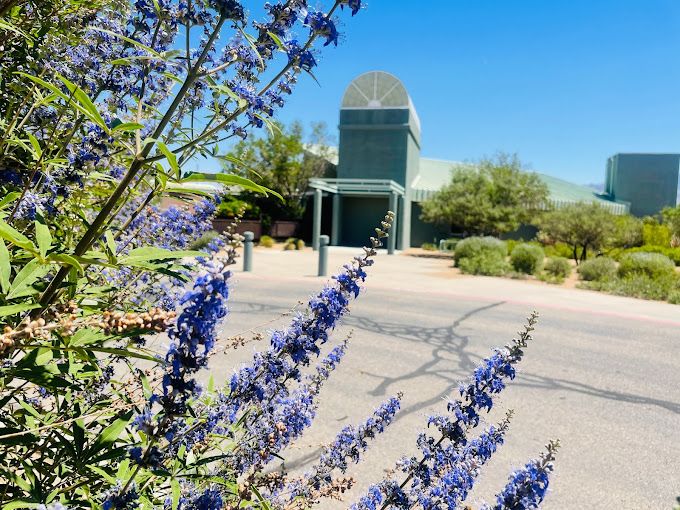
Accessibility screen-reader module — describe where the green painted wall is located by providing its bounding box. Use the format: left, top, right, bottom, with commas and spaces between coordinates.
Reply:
338, 108, 419, 186
606, 153, 679, 216
409, 203, 448, 247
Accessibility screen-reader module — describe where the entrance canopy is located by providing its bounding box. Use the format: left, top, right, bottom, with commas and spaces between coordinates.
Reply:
307, 178, 405, 253
309, 178, 405, 196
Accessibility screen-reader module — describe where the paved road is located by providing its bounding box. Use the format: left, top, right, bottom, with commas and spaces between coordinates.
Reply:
209, 248, 680, 509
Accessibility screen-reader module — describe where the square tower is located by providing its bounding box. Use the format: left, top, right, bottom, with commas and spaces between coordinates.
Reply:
605, 153, 680, 216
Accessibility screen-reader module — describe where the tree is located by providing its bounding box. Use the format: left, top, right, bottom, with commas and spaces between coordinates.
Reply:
223, 121, 333, 223
420, 153, 549, 236
608, 214, 643, 249
662, 205, 680, 246
538, 202, 616, 263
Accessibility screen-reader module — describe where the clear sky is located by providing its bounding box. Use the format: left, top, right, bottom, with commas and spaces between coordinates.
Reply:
270, 0, 680, 185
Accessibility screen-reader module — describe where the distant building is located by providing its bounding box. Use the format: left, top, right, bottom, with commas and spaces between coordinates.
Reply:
307, 71, 660, 249
605, 153, 680, 217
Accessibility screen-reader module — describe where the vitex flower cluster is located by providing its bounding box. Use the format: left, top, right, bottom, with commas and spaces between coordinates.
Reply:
350, 313, 559, 510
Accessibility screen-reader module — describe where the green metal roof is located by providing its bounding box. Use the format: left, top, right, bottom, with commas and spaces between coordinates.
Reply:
411, 158, 629, 213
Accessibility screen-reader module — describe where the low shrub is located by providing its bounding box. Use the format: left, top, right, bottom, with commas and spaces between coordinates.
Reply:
642, 222, 671, 247
668, 289, 680, 305
584, 274, 678, 301
259, 235, 274, 247
421, 242, 437, 251
543, 242, 576, 259
296, 239, 306, 250
614, 245, 680, 266
458, 251, 510, 276
618, 252, 675, 279
543, 257, 572, 282
454, 236, 507, 266
189, 230, 220, 250
510, 243, 545, 274
577, 257, 617, 281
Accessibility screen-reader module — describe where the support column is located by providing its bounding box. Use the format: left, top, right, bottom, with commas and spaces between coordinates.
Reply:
398, 194, 411, 250
312, 188, 322, 251
331, 193, 341, 246
388, 192, 398, 255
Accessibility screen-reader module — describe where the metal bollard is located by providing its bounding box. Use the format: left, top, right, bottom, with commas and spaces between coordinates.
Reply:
243, 231, 253, 272
318, 235, 329, 277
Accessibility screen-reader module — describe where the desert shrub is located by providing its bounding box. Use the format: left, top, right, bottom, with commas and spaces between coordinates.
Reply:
421, 242, 437, 251
259, 235, 274, 248
615, 245, 680, 266
642, 222, 672, 247
510, 243, 545, 274
578, 257, 617, 281
618, 252, 675, 279
458, 251, 510, 276
668, 289, 680, 305
586, 274, 678, 301
543, 257, 572, 281
190, 230, 220, 250
543, 242, 575, 259
454, 236, 507, 266
216, 196, 259, 219
296, 239, 306, 250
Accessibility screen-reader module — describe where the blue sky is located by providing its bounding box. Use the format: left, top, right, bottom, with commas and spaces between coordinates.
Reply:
267, 0, 680, 185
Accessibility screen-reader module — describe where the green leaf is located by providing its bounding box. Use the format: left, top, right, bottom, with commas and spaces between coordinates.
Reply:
251, 486, 272, 510
47, 253, 84, 274
54, 73, 108, 131
0, 192, 21, 210
172, 478, 181, 510
34, 221, 51, 258
111, 122, 145, 132
7, 259, 50, 299
180, 172, 283, 200
88, 413, 132, 458
69, 328, 104, 347
86, 465, 117, 484
266, 31, 287, 51
0, 20, 32, 41
0, 218, 37, 252
156, 141, 179, 179
3, 501, 42, 509
0, 303, 40, 317
0, 240, 10, 294
26, 132, 42, 160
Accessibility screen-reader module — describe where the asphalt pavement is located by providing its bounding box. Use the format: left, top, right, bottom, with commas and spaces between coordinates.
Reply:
207, 247, 680, 509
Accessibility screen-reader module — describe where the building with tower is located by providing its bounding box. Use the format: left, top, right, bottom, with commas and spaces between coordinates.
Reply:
306, 71, 677, 250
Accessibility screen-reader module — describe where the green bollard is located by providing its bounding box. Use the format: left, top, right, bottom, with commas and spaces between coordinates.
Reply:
318, 235, 329, 277
243, 231, 253, 272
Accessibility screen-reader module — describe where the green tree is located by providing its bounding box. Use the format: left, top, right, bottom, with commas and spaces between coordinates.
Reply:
538, 202, 616, 263
420, 153, 549, 236
608, 214, 643, 249
662, 205, 680, 246
223, 121, 333, 223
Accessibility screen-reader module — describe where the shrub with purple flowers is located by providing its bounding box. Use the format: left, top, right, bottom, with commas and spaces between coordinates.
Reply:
0, 1, 559, 509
